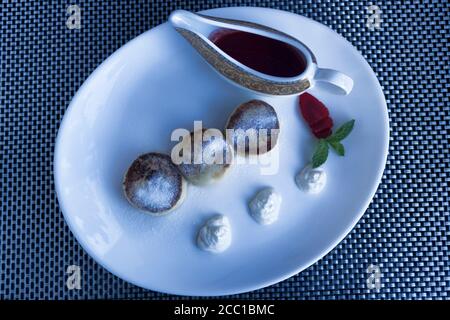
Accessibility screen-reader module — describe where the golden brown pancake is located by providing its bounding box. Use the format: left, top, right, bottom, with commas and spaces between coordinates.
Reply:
123, 152, 187, 215
177, 129, 233, 185
226, 99, 280, 157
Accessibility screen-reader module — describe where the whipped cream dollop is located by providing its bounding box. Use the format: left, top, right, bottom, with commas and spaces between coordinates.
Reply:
295, 164, 327, 194
248, 187, 282, 225
197, 215, 232, 253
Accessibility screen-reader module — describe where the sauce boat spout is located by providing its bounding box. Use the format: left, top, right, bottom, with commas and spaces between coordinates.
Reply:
169, 10, 353, 96
169, 10, 218, 36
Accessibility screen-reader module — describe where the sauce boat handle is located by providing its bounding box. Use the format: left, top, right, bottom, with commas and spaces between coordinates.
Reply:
314, 68, 354, 95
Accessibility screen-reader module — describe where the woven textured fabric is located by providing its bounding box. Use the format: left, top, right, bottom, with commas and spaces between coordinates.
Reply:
1, 0, 449, 300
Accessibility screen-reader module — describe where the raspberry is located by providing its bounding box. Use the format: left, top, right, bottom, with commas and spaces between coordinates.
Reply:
312, 117, 333, 133
313, 128, 332, 139
299, 93, 333, 138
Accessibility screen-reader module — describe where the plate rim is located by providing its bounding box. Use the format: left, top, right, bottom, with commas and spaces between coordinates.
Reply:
54, 6, 390, 296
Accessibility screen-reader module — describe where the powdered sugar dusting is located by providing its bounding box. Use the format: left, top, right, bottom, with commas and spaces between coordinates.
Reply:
178, 130, 232, 185
132, 172, 178, 211
123, 153, 185, 214
226, 100, 279, 154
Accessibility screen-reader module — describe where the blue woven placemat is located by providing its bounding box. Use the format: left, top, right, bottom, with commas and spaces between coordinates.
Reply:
1, 0, 449, 300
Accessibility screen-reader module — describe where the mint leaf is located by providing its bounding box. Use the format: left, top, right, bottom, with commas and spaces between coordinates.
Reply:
329, 119, 355, 141
312, 139, 329, 168
328, 140, 345, 156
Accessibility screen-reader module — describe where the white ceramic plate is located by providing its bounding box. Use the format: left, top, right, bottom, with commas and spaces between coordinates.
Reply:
54, 7, 389, 296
